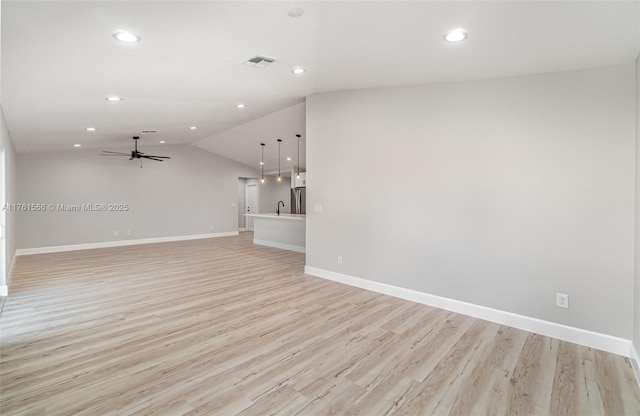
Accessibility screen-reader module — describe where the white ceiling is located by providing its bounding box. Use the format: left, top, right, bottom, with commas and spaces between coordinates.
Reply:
2, 1, 639, 170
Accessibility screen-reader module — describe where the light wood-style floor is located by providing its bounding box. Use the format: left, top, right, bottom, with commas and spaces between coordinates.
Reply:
1, 233, 639, 415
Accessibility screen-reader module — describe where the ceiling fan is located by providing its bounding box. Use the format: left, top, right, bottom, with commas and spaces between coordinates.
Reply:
100, 136, 170, 162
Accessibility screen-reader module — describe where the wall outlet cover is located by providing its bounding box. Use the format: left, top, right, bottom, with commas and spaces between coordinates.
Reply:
556, 293, 569, 308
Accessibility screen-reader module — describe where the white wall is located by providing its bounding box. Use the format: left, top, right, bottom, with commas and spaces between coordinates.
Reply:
259, 175, 291, 215
17, 145, 258, 249
306, 65, 636, 339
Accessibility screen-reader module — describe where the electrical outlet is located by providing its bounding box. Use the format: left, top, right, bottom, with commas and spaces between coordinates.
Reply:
337, 255, 343, 264
556, 293, 569, 309
113, 231, 119, 237
126, 230, 131, 236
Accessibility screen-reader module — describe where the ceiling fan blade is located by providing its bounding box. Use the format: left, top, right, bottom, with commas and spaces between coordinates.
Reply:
100, 154, 128, 156
142, 155, 170, 159
141, 156, 164, 161
101, 151, 130, 155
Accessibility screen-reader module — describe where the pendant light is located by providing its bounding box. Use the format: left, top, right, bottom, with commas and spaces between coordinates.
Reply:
260, 143, 265, 183
296, 134, 301, 180
277, 139, 282, 182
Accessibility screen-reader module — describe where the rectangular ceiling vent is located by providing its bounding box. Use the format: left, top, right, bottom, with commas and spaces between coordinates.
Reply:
243, 55, 278, 68
141, 130, 157, 134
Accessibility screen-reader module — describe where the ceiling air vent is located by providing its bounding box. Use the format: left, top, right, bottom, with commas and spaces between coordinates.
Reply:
141, 130, 157, 134
243, 55, 278, 68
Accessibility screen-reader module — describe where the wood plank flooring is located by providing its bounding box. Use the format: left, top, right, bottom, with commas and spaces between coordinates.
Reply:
1, 232, 639, 415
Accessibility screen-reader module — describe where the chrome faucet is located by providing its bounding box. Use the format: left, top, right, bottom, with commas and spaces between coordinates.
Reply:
277, 200, 285, 215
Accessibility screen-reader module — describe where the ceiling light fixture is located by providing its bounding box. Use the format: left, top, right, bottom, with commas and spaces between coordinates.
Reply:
85, 127, 96, 132
236, 103, 246, 109
73, 144, 82, 148
159, 140, 165, 144
444, 28, 468, 42
190, 126, 197, 130
296, 134, 301, 180
105, 96, 123, 102
260, 143, 266, 183
292, 66, 306, 75
286, 157, 292, 161
113, 31, 141, 43
277, 139, 282, 182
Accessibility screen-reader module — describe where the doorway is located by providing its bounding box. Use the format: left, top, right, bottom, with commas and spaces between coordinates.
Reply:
245, 183, 258, 231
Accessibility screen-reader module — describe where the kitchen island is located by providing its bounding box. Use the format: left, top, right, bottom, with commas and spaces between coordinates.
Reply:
244, 213, 306, 253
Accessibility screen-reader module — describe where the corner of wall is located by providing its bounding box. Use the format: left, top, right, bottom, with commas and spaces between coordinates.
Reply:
0, 104, 17, 296
634, 51, 640, 380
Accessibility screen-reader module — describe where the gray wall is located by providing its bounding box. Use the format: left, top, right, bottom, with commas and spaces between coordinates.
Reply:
635, 54, 640, 355
259, 175, 291, 215
306, 65, 636, 339
17, 145, 258, 249
1, 106, 16, 286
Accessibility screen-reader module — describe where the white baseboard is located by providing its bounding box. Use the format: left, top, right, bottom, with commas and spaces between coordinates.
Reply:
254, 239, 305, 253
0, 285, 7, 296
16, 232, 239, 256
304, 266, 631, 357
631, 343, 640, 389
238, 227, 247, 232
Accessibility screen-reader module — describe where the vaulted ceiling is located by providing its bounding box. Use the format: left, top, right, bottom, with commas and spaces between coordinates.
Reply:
2, 1, 638, 170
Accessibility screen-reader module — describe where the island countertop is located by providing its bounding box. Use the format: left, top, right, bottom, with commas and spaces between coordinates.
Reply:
244, 213, 306, 221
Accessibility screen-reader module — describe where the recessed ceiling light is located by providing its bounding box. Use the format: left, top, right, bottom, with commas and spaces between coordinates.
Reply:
105, 96, 123, 102
85, 127, 96, 132
159, 140, 165, 144
286, 157, 292, 161
444, 28, 468, 42
113, 31, 141, 43
236, 103, 246, 109
73, 144, 82, 148
259, 161, 264, 165
190, 126, 197, 130
292, 66, 306, 75
287, 7, 304, 17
